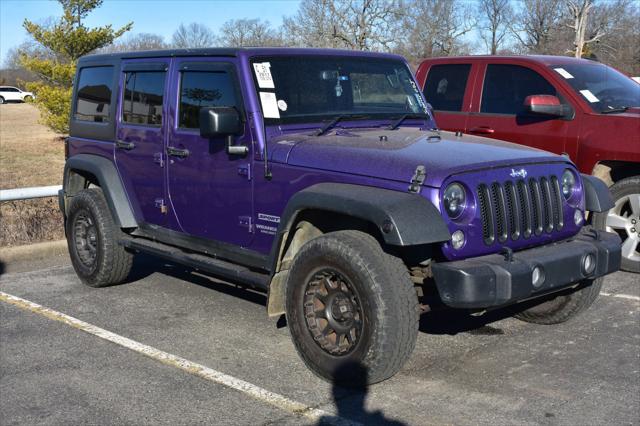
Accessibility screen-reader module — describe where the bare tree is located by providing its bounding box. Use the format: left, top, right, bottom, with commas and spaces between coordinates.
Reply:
585, 0, 640, 74
566, 0, 606, 58
399, 0, 475, 64
171, 22, 216, 48
511, 0, 565, 54
331, 0, 403, 51
281, 0, 402, 51
478, 0, 514, 55
218, 18, 282, 47
282, 0, 341, 48
99, 33, 166, 53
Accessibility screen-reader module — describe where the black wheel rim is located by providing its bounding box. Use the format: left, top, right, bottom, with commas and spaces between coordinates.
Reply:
73, 211, 98, 268
303, 268, 363, 356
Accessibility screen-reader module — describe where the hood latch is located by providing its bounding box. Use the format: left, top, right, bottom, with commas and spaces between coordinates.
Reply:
408, 165, 426, 193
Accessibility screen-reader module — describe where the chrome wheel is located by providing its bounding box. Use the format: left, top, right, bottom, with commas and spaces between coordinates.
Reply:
605, 193, 640, 264
303, 269, 364, 356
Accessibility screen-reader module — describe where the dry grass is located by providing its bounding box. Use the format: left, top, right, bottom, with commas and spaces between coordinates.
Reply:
0, 103, 66, 246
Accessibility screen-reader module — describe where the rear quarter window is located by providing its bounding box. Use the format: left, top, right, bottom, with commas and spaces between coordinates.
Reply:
75, 66, 114, 123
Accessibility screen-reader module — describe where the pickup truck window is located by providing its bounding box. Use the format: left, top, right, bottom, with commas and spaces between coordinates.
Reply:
550, 63, 640, 113
75, 66, 114, 123
481, 64, 557, 115
122, 71, 165, 126
179, 71, 238, 128
423, 64, 471, 112
251, 56, 428, 124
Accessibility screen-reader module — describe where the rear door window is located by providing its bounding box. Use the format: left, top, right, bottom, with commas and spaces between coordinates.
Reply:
75, 66, 114, 123
423, 64, 471, 112
481, 65, 558, 115
122, 71, 166, 126
178, 71, 239, 129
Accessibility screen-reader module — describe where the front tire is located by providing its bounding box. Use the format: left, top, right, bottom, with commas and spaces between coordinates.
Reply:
285, 230, 419, 385
514, 278, 602, 324
66, 188, 133, 287
593, 176, 640, 273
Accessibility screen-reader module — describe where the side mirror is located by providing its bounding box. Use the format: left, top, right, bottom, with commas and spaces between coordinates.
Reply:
199, 106, 247, 155
523, 95, 572, 118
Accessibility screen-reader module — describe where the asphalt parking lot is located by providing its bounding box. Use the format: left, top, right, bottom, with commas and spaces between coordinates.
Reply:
1, 253, 638, 425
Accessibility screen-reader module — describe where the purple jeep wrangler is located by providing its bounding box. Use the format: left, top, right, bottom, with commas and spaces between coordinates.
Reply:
60, 48, 621, 384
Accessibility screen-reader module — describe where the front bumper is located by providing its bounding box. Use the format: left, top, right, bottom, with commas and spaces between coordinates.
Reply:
432, 229, 621, 309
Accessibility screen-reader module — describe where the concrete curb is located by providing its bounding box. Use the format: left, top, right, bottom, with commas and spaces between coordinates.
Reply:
0, 240, 67, 263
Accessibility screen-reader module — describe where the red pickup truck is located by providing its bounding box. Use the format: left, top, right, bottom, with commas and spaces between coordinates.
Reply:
416, 55, 640, 272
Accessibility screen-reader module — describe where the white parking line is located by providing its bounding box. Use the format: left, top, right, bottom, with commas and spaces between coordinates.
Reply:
0, 291, 357, 426
600, 292, 640, 302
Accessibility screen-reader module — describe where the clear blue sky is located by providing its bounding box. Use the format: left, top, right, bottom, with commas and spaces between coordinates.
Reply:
0, 0, 301, 65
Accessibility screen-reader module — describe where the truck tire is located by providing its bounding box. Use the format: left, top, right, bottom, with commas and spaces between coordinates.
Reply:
593, 176, 640, 273
514, 277, 602, 325
285, 230, 419, 385
66, 188, 133, 287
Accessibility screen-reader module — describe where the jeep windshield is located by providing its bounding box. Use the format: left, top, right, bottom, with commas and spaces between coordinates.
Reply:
550, 63, 640, 114
250, 56, 433, 126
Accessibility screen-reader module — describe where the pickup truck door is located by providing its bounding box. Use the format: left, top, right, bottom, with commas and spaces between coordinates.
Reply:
165, 58, 254, 247
465, 63, 573, 154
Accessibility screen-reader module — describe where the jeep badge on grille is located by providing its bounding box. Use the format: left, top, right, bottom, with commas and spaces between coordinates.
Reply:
510, 168, 528, 179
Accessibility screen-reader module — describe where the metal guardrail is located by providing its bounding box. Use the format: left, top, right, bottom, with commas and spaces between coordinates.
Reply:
0, 185, 62, 202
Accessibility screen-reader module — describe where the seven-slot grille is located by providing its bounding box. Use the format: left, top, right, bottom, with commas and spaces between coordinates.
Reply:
477, 176, 564, 245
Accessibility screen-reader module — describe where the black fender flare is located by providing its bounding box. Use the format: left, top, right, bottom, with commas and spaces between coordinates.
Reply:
269, 183, 450, 268
582, 174, 614, 213
63, 154, 137, 228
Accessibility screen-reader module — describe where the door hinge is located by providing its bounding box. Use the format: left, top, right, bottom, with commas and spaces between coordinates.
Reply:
154, 152, 164, 167
238, 164, 251, 180
155, 198, 168, 214
239, 215, 253, 233
408, 165, 426, 193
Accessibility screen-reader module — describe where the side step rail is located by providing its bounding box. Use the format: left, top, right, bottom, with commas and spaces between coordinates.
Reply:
120, 237, 270, 291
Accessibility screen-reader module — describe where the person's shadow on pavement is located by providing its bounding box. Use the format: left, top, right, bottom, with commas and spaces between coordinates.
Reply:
317, 361, 406, 426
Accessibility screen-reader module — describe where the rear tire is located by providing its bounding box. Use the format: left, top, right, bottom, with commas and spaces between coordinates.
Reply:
66, 188, 133, 287
0, 97, 4, 104
593, 176, 640, 273
285, 230, 419, 385
514, 278, 602, 325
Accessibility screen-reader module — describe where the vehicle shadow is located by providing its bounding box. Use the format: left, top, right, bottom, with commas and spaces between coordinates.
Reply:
0, 260, 5, 278
126, 253, 267, 307
317, 361, 406, 426
419, 308, 515, 336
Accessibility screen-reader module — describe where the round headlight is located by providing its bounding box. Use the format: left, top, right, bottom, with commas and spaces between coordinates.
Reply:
443, 183, 466, 219
561, 169, 576, 200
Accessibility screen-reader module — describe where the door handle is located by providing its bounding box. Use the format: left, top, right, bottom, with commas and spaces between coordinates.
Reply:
167, 146, 190, 158
116, 140, 135, 150
469, 127, 495, 135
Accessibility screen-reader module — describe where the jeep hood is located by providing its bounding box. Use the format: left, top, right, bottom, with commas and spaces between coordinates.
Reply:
269, 127, 569, 187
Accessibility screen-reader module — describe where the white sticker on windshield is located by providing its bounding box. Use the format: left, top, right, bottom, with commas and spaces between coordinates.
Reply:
580, 89, 599, 103
253, 62, 275, 89
277, 99, 287, 111
554, 68, 574, 79
259, 92, 280, 118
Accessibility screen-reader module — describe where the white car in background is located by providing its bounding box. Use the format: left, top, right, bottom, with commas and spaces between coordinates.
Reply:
0, 86, 36, 104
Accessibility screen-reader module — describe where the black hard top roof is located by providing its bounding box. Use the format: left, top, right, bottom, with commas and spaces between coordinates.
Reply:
77, 47, 404, 65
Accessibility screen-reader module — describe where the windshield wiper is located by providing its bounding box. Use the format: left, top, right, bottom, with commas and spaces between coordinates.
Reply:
387, 113, 431, 130
313, 114, 371, 136
601, 106, 630, 114
313, 115, 348, 136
